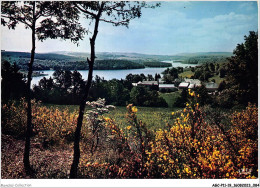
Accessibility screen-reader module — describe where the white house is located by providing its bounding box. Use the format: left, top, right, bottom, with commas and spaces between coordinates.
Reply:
178, 82, 189, 89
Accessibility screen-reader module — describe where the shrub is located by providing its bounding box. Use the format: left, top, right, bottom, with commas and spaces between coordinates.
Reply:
1, 99, 27, 138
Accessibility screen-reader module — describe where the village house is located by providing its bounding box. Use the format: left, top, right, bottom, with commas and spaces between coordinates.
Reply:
132, 78, 218, 94
178, 82, 189, 89
188, 83, 195, 89
158, 78, 164, 84
184, 78, 201, 87
137, 81, 158, 86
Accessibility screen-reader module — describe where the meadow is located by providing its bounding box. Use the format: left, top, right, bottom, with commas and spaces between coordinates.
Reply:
44, 103, 180, 131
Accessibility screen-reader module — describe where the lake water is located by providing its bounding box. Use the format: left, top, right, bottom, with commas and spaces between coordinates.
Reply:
31, 61, 197, 86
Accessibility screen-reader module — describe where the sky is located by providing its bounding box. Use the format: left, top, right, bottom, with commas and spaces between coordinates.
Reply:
1, 1, 258, 55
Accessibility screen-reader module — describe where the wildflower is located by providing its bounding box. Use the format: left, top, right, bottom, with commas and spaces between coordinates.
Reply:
132, 106, 138, 113
127, 126, 132, 130
104, 117, 110, 121
168, 159, 174, 164
171, 112, 175, 115
185, 167, 190, 174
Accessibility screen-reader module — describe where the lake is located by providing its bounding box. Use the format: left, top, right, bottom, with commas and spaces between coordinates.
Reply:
31, 61, 197, 86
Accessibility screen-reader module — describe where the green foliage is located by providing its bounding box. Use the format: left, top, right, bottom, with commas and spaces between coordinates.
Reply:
107, 106, 176, 131
183, 55, 230, 65
159, 91, 181, 108
94, 60, 144, 70
130, 86, 168, 107
174, 89, 188, 107
33, 70, 85, 105
1, 61, 26, 102
218, 31, 258, 107
1, 51, 147, 70
195, 85, 212, 106
193, 66, 213, 81
90, 78, 131, 106
33, 71, 169, 108
1, 2, 85, 43
125, 73, 146, 83
142, 61, 172, 68
219, 67, 227, 78
162, 67, 179, 83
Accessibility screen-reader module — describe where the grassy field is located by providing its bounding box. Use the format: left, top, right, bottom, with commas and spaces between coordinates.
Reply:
179, 69, 224, 84
210, 74, 224, 84
42, 103, 179, 131
179, 70, 194, 78
107, 106, 179, 131
159, 91, 181, 108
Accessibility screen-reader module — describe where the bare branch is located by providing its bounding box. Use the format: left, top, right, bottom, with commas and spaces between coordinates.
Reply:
99, 18, 129, 26
74, 3, 97, 18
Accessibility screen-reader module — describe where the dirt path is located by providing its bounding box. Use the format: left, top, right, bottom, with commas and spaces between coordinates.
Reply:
1, 134, 74, 178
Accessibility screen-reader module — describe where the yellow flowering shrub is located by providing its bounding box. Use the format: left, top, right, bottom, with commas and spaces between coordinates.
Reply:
2, 99, 27, 138
144, 91, 258, 179
33, 105, 78, 146
2, 98, 78, 146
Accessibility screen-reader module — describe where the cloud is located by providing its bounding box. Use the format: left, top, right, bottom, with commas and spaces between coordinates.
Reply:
238, 2, 256, 11
1, 1, 258, 55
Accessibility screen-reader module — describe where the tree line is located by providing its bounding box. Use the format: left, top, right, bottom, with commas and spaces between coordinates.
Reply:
183, 55, 230, 64
2, 62, 168, 107
2, 51, 174, 70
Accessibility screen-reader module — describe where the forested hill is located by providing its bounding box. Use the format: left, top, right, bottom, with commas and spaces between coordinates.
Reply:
1, 51, 145, 70
1, 51, 232, 71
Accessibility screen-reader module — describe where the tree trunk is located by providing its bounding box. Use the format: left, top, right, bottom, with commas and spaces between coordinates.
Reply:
70, 3, 104, 179
23, 2, 36, 176
69, 62, 93, 178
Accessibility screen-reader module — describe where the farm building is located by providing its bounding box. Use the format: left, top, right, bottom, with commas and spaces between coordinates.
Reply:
159, 84, 178, 92
158, 78, 164, 84
137, 81, 158, 86
184, 78, 201, 87
188, 83, 195, 89
178, 82, 189, 89
135, 81, 159, 90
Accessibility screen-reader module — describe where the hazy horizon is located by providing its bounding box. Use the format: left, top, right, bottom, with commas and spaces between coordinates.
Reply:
1, 49, 233, 56
1, 1, 258, 55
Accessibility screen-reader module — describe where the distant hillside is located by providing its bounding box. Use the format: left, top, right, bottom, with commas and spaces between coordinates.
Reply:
181, 53, 232, 65
2, 51, 84, 61
53, 51, 181, 62
1, 51, 168, 70
53, 51, 233, 62
176, 52, 233, 57
1, 51, 232, 70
